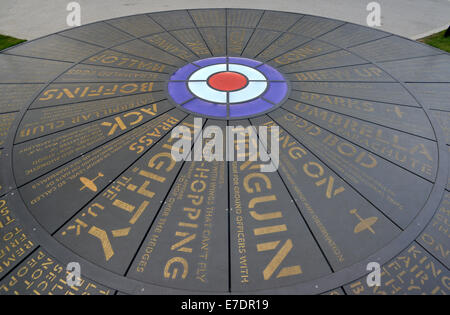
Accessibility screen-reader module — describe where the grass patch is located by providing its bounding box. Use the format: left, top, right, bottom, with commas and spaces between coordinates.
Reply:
0, 34, 26, 51
419, 29, 450, 53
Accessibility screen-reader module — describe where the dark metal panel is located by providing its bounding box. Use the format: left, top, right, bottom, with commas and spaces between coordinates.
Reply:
447, 146, 450, 191
227, 9, 264, 28
54, 119, 195, 274
4, 35, 103, 63
4, 35, 102, 62
30, 82, 164, 109
17, 91, 167, 142
0, 84, 44, 113
0, 249, 114, 295
83, 50, 176, 73
293, 82, 420, 107
288, 64, 395, 82
241, 29, 282, 59
107, 15, 164, 37
14, 100, 175, 185
257, 33, 311, 62
60, 22, 133, 47
319, 23, 389, 48
265, 108, 434, 228
142, 33, 197, 62
114, 39, 185, 66
0, 54, 70, 83
171, 29, 212, 58
289, 16, 345, 38
190, 9, 226, 27
0, 150, 5, 195
379, 54, 450, 82
127, 120, 230, 292
430, 110, 450, 144
267, 40, 339, 67
282, 101, 438, 182
227, 28, 254, 57
228, 120, 331, 291
257, 11, 301, 31
55, 64, 168, 83
290, 90, 435, 140
279, 50, 367, 73
0, 113, 17, 148
349, 36, 443, 62
199, 28, 227, 56
406, 83, 450, 111
149, 11, 196, 31
0, 196, 37, 278
250, 115, 401, 271
417, 191, 450, 269
17, 110, 186, 233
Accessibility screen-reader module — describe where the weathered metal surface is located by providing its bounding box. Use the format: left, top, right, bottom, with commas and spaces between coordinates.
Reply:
0, 9, 448, 295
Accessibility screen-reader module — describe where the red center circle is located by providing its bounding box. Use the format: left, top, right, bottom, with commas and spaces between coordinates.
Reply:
208, 71, 248, 91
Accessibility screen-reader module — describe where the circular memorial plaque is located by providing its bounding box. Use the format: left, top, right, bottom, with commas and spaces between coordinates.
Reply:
0, 9, 449, 295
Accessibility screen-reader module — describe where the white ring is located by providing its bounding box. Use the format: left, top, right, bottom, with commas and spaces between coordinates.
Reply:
228, 64, 266, 80
189, 64, 227, 81
229, 82, 268, 103
188, 81, 227, 103
187, 63, 268, 104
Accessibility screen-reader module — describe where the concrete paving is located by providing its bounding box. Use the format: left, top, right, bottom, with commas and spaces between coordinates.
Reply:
0, 0, 449, 40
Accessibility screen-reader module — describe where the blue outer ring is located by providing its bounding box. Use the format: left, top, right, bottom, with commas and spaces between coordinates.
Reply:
167, 57, 290, 119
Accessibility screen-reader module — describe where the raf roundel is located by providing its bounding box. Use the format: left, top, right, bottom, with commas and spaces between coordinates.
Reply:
168, 57, 289, 119
208, 72, 248, 92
